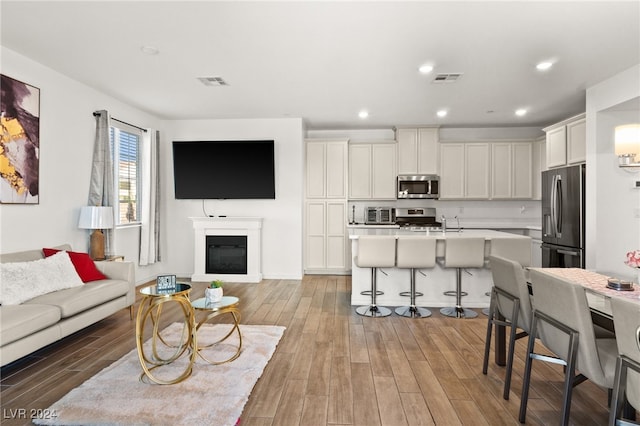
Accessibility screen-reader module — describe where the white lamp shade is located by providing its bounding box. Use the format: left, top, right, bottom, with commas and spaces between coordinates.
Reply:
78, 206, 114, 229
615, 124, 640, 156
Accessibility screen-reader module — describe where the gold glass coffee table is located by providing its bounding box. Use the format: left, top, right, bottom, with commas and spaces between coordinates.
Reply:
191, 296, 242, 365
135, 283, 196, 385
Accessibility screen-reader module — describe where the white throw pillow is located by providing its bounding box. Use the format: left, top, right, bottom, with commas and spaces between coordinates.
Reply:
0, 251, 84, 305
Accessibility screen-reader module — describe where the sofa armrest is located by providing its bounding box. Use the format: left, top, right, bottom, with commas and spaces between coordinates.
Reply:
94, 261, 136, 307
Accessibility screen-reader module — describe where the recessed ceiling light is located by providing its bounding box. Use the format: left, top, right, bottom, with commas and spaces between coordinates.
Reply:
418, 64, 434, 74
358, 110, 369, 119
515, 108, 527, 117
536, 61, 553, 71
437, 110, 448, 118
140, 46, 159, 55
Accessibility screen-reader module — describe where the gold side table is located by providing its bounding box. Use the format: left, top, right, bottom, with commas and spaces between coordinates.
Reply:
136, 283, 196, 385
191, 296, 242, 365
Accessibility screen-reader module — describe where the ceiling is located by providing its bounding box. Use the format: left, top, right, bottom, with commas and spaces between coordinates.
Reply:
2, 1, 639, 130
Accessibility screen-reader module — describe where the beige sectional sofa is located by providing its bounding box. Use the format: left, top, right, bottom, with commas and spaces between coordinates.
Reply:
0, 244, 135, 367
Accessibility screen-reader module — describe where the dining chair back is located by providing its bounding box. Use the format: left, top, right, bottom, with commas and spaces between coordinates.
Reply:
520, 268, 618, 425
482, 255, 532, 400
609, 296, 640, 426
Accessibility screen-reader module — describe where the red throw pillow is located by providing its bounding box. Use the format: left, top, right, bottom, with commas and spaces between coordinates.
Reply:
42, 248, 108, 283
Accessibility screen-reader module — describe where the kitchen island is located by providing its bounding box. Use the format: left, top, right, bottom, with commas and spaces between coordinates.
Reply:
349, 228, 531, 308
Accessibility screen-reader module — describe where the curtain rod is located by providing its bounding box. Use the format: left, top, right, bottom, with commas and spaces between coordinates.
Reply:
92, 111, 148, 133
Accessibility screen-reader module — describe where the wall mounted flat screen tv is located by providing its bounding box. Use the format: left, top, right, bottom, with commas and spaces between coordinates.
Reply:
172, 140, 275, 199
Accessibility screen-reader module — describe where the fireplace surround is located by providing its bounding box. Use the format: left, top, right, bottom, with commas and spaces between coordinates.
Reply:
191, 217, 263, 283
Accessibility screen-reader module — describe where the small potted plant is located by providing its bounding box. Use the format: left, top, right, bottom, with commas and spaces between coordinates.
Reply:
205, 280, 224, 304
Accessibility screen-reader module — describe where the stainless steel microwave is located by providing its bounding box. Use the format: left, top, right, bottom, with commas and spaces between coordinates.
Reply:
397, 175, 440, 199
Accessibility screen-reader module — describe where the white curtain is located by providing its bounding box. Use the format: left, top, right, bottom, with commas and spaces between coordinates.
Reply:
139, 129, 161, 265
88, 110, 115, 255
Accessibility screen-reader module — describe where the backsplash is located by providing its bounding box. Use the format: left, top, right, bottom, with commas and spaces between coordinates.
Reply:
348, 199, 541, 228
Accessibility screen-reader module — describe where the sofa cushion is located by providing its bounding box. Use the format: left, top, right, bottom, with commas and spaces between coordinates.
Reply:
42, 248, 107, 283
0, 304, 61, 346
0, 251, 84, 305
24, 278, 130, 318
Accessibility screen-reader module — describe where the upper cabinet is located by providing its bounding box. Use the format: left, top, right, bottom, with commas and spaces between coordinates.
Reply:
396, 127, 439, 175
305, 139, 348, 199
531, 136, 546, 200
440, 143, 490, 199
491, 142, 533, 199
349, 142, 397, 200
441, 141, 534, 200
543, 113, 586, 168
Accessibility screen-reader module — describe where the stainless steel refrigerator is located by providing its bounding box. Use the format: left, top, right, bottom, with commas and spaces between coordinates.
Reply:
541, 164, 585, 268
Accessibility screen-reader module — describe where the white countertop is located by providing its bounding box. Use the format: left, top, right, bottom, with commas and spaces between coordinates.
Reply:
348, 228, 531, 239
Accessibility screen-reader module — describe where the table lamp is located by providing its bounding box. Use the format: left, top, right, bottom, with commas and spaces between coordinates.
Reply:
78, 206, 114, 260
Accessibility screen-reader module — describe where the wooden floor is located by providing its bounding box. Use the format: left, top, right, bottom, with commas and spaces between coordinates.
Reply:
0, 275, 621, 425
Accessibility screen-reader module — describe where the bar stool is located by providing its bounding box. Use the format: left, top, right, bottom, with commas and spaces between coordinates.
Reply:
440, 237, 486, 319
355, 235, 396, 317
395, 236, 437, 318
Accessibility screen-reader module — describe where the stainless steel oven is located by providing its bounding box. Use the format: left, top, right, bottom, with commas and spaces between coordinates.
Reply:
397, 175, 439, 199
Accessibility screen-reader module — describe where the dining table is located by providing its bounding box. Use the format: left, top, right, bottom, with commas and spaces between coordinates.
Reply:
494, 267, 639, 366
493, 267, 639, 419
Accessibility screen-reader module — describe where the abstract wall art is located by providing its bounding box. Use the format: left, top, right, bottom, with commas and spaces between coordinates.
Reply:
1, 74, 40, 204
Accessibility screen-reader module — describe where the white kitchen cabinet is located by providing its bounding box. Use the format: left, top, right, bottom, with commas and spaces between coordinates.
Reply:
439, 143, 465, 199
465, 143, 491, 199
531, 136, 545, 200
440, 143, 489, 199
305, 139, 347, 199
566, 118, 586, 164
544, 113, 585, 168
491, 143, 512, 199
304, 139, 349, 274
304, 201, 348, 272
397, 127, 439, 175
349, 142, 397, 200
491, 142, 533, 199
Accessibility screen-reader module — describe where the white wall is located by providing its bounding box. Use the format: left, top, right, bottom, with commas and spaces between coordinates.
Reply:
162, 118, 305, 280
586, 64, 640, 280
0, 47, 165, 284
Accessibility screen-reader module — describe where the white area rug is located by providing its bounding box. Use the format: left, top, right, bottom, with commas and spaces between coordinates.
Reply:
34, 323, 285, 426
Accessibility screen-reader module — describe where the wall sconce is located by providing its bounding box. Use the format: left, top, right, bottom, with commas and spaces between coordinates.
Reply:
78, 206, 114, 260
615, 124, 640, 167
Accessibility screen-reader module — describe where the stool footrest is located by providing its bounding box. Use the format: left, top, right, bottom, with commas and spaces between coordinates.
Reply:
399, 291, 424, 297
443, 290, 468, 297
361, 290, 384, 296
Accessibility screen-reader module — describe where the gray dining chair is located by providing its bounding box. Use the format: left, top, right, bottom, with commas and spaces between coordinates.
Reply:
609, 296, 640, 426
482, 255, 532, 400
519, 268, 619, 425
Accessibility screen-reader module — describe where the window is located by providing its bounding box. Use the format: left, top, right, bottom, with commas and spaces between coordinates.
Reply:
110, 123, 141, 225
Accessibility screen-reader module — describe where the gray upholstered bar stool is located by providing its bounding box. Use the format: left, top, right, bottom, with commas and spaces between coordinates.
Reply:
395, 236, 437, 318
440, 237, 486, 319
355, 235, 396, 317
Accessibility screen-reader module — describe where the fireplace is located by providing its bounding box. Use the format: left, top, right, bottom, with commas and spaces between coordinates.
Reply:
191, 217, 263, 283
206, 235, 247, 274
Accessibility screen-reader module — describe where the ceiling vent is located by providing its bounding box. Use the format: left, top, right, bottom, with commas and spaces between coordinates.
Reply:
197, 77, 229, 86
432, 73, 463, 83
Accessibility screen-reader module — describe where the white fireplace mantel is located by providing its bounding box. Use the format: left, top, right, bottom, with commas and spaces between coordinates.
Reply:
190, 217, 263, 283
